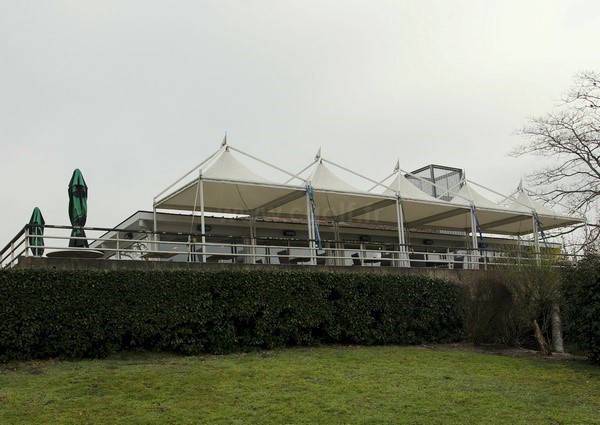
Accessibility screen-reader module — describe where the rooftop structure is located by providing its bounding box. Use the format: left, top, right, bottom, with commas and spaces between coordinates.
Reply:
406, 164, 463, 202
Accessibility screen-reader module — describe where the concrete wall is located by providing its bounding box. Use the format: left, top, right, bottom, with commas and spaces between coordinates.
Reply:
15, 256, 486, 282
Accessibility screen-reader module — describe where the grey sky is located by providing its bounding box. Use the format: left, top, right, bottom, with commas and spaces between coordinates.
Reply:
2, 0, 600, 245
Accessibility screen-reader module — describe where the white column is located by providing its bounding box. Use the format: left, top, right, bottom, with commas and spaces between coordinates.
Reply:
249, 216, 256, 264
305, 189, 316, 265
533, 215, 541, 265
470, 207, 479, 270
152, 207, 159, 252
199, 175, 206, 263
153, 208, 157, 233
395, 197, 408, 267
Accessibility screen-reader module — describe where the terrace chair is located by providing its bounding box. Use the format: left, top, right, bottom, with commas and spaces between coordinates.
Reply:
409, 252, 425, 268
189, 245, 202, 262
351, 253, 361, 266
453, 256, 464, 269
316, 252, 327, 265
380, 253, 393, 267
277, 249, 290, 265
234, 248, 246, 264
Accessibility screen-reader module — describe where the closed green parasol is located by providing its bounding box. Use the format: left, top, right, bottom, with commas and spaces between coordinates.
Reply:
28, 207, 45, 256
68, 169, 89, 248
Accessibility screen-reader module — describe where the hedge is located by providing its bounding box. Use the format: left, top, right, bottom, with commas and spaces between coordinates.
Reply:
0, 269, 463, 361
562, 255, 600, 363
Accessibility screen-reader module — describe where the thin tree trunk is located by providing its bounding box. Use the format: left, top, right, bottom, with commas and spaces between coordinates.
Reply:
551, 303, 564, 354
533, 319, 552, 356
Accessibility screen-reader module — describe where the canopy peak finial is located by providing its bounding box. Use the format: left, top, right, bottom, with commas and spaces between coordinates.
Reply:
517, 178, 523, 192
393, 159, 400, 173
221, 133, 227, 147
315, 147, 322, 162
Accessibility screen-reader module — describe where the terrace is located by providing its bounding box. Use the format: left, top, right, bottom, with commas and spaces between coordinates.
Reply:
0, 213, 568, 270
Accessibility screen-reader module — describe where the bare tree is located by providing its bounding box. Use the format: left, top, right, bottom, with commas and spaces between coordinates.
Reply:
513, 71, 600, 249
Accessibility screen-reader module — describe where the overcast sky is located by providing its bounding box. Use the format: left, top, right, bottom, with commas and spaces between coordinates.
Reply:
2, 0, 600, 246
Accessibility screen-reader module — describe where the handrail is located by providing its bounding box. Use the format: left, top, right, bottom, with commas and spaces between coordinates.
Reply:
0, 225, 27, 258
1, 223, 578, 269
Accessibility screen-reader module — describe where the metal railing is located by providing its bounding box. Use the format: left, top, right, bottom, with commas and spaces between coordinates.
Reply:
1, 224, 575, 269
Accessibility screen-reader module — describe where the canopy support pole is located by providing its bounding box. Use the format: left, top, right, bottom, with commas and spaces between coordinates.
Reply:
152, 207, 159, 252
199, 174, 206, 263
249, 217, 256, 264
533, 216, 541, 265
395, 197, 408, 267
188, 169, 203, 262
305, 188, 316, 265
470, 208, 479, 270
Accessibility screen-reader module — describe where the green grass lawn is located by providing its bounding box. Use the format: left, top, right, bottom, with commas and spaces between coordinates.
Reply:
1, 346, 598, 424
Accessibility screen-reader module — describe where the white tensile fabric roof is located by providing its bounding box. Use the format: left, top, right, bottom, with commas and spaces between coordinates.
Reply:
153, 144, 584, 236
266, 161, 393, 220
493, 190, 582, 235
353, 172, 467, 227
154, 149, 304, 215
423, 180, 532, 234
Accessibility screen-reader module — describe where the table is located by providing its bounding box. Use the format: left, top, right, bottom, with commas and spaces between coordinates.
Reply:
46, 249, 104, 259
425, 253, 449, 268
206, 253, 238, 263
140, 251, 178, 260
289, 256, 311, 264
363, 258, 382, 266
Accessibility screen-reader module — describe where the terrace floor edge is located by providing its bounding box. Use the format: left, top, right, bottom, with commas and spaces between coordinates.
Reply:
14, 256, 485, 282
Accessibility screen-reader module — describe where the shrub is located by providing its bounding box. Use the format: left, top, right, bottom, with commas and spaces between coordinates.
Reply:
502, 260, 563, 348
461, 270, 514, 345
461, 259, 563, 350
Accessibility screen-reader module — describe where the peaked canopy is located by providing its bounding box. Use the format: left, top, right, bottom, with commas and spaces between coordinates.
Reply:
450, 181, 502, 210
202, 148, 271, 183
153, 143, 584, 236
352, 171, 468, 227
156, 147, 398, 223
309, 161, 360, 192
419, 180, 531, 235
267, 160, 390, 220
155, 148, 304, 215
499, 190, 583, 234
